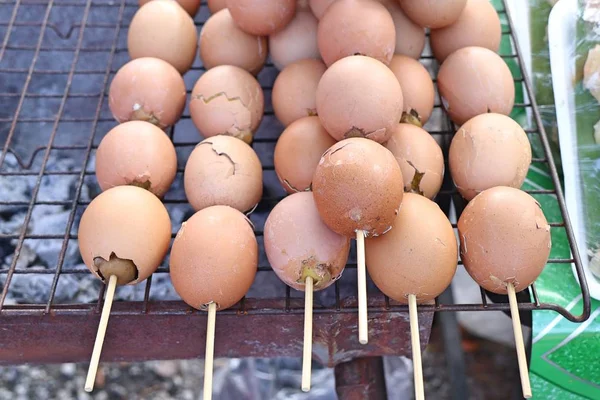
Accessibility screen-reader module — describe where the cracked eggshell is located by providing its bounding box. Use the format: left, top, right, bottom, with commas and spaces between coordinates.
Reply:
226, 0, 296, 35
269, 11, 319, 70
318, 0, 396, 66
312, 138, 404, 237
366, 193, 457, 303
316, 55, 403, 143
189, 65, 264, 144
138, 0, 202, 16
274, 116, 336, 193
128, 0, 197, 74
438, 46, 514, 125
457, 186, 551, 294
399, 0, 466, 29
430, 0, 501, 62
199, 9, 268, 75
381, 0, 425, 59
264, 192, 350, 291
78, 186, 172, 285
385, 123, 444, 200
272, 59, 326, 126
96, 121, 177, 197
449, 113, 531, 201
109, 58, 186, 129
170, 205, 258, 310
388, 55, 434, 124
184, 135, 263, 212
207, 0, 226, 13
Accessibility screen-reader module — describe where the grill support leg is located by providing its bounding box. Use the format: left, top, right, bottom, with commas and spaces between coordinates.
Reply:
334, 356, 387, 400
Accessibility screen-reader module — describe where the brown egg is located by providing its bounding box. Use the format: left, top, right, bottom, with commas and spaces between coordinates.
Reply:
128, 0, 197, 74
199, 9, 267, 75
184, 135, 263, 212
318, 0, 396, 66
381, 0, 425, 59
399, 0, 467, 29
108, 57, 186, 129
316, 55, 403, 143
385, 123, 444, 199
78, 186, 171, 286
95, 121, 177, 197
312, 138, 404, 237
207, 0, 226, 13
189, 65, 264, 143
264, 192, 350, 291
388, 55, 434, 125
274, 116, 336, 193
272, 59, 326, 126
170, 205, 258, 310
449, 113, 531, 201
438, 46, 514, 125
269, 11, 319, 70
309, 0, 336, 18
430, 0, 501, 62
297, 0, 310, 10
138, 0, 202, 16
458, 187, 551, 294
226, 0, 296, 36
366, 193, 457, 303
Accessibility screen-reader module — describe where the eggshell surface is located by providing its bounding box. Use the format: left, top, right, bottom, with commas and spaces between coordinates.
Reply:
316, 55, 403, 143
318, 0, 396, 66
430, 0, 501, 62
95, 121, 177, 197
385, 123, 444, 199
366, 193, 457, 303
108, 57, 186, 129
226, 0, 296, 35
388, 55, 435, 124
184, 135, 263, 212
399, 0, 467, 28
438, 46, 514, 125
199, 9, 268, 75
128, 0, 197, 73
138, 0, 202, 16
78, 186, 172, 285
458, 187, 551, 294
170, 205, 258, 310
312, 138, 404, 237
449, 113, 531, 200
274, 116, 336, 193
269, 11, 319, 70
264, 192, 350, 291
272, 59, 326, 126
189, 65, 264, 143
382, 0, 425, 59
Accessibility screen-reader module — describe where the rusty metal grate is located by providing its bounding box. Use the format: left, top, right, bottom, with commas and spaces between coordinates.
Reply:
0, 0, 592, 364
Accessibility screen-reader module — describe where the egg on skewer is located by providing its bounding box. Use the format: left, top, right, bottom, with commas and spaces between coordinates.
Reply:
458, 186, 551, 398
95, 121, 177, 198
128, 0, 197, 74
312, 138, 404, 344
274, 116, 336, 194
170, 206, 258, 400
108, 57, 186, 129
79, 186, 172, 391
366, 193, 458, 400
264, 192, 350, 391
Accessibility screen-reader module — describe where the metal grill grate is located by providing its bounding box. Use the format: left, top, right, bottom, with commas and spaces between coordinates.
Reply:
0, 0, 591, 346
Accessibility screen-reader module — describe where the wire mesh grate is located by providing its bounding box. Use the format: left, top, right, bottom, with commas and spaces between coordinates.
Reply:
0, 0, 591, 328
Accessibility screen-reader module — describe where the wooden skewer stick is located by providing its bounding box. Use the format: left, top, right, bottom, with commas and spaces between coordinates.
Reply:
507, 283, 532, 399
408, 294, 425, 400
356, 230, 368, 345
85, 274, 118, 393
204, 302, 217, 400
301, 276, 314, 392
